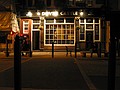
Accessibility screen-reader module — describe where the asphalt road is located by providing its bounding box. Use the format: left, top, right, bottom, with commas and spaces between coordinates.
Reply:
0, 57, 89, 90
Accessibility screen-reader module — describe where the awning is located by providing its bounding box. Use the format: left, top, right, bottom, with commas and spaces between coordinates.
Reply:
0, 12, 19, 32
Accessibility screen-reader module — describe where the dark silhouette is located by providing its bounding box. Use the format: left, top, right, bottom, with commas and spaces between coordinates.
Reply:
21, 38, 29, 56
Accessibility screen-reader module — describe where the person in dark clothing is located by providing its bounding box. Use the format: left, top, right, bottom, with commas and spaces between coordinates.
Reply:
21, 38, 29, 56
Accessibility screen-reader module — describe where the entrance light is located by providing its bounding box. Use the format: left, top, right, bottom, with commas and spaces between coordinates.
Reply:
80, 11, 84, 16
26, 11, 32, 17
37, 12, 40, 16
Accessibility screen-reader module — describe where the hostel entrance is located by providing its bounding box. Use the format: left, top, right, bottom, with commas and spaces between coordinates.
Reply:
32, 31, 41, 50
86, 31, 93, 50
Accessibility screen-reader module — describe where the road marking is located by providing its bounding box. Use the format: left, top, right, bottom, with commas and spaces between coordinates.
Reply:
74, 58, 97, 90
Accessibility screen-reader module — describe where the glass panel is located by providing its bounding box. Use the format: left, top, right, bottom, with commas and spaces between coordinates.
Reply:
86, 24, 93, 29
54, 40, 57, 44
33, 25, 39, 29
46, 35, 49, 39
58, 40, 61, 44
71, 25, 74, 29
54, 25, 57, 29
80, 34, 84, 40
80, 18, 84, 23
86, 18, 93, 23
56, 18, 64, 23
67, 25, 70, 29
95, 24, 99, 40
46, 25, 49, 29
70, 40, 74, 44
46, 40, 49, 44
66, 18, 74, 23
33, 19, 40, 23
46, 30, 49, 34
58, 25, 61, 29
24, 20, 28, 23
67, 30, 70, 34
46, 19, 54, 23
80, 24, 84, 33
95, 24, 99, 35
95, 18, 99, 23
50, 40, 54, 44
95, 35, 99, 40
66, 40, 70, 44
50, 25, 53, 29
50, 35, 53, 39
58, 30, 61, 34
58, 35, 61, 39
24, 24, 28, 30
62, 40, 65, 44
50, 30, 53, 34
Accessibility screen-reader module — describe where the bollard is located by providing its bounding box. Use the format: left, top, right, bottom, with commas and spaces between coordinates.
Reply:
98, 42, 101, 57
6, 39, 9, 57
52, 41, 54, 58
14, 35, 21, 90
75, 42, 77, 58
29, 41, 32, 57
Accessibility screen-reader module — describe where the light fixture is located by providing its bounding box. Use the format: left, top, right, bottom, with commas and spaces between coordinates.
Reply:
80, 11, 84, 16
37, 11, 40, 16
26, 11, 32, 17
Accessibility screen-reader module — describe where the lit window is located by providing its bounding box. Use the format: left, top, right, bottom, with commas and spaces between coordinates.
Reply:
45, 18, 75, 46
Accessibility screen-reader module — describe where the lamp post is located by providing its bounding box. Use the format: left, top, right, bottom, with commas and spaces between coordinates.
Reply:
75, 11, 84, 58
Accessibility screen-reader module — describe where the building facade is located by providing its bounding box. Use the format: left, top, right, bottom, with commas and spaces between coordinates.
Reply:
18, 0, 108, 51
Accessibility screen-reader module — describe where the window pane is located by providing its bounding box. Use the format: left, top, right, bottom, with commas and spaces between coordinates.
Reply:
86, 24, 93, 29
66, 18, 74, 23
80, 18, 84, 23
56, 18, 64, 23
80, 34, 84, 40
46, 35, 49, 39
46, 19, 54, 23
86, 18, 93, 23
95, 18, 99, 23
80, 24, 85, 33
46, 40, 49, 44
33, 19, 40, 23
33, 25, 39, 29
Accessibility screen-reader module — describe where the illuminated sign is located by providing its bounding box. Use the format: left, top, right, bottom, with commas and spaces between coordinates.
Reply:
41, 11, 80, 16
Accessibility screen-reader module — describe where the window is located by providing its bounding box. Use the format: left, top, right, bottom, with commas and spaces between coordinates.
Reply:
23, 20, 29, 34
32, 19, 40, 31
79, 18, 100, 41
95, 24, 99, 40
45, 24, 75, 45
56, 18, 64, 23
46, 19, 54, 23
45, 18, 75, 46
79, 24, 85, 40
